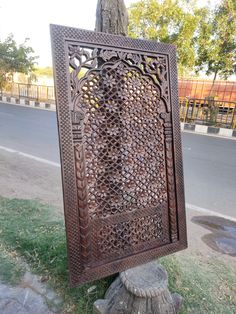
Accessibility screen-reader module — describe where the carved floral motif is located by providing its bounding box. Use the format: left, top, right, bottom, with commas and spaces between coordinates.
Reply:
68, 44, 170, 110
67, 43, 176, 261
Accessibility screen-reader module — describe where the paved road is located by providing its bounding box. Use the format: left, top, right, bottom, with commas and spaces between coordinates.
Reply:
0, 103, 236, 218
0, 103, 60, 162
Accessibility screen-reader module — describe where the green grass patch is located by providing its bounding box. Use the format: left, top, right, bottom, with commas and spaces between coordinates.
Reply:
0, 243, 26, 285
160, 254, 236, 314
0, 196, 235, 313
0, 196, 112, 313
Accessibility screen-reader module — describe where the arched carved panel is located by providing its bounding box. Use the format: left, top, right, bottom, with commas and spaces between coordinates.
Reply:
51, 25, 187, 286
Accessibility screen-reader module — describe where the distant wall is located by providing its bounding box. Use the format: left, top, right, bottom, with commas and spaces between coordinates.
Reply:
179, 79, 236, 102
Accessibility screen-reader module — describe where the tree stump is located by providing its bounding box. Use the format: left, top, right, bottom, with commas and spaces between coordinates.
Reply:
93, 261, 182, 314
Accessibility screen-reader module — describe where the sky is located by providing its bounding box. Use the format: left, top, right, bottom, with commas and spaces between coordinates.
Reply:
0, 0, 218, 67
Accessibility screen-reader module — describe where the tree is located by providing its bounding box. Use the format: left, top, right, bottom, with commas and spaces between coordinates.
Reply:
128, 0, 209, 76
0, 34, 37, 93
95, 0, 128, 35
33, 66, 53, 79
196, 0, 236, 83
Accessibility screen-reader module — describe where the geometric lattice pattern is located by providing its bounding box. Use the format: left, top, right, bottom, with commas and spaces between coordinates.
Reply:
51, 24, 187, 286
79, 62, 168, 219
98, 213, 163, 256
72, 58, 170, 262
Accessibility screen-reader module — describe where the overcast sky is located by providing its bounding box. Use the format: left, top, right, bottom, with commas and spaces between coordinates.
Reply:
0, 0, 217, 67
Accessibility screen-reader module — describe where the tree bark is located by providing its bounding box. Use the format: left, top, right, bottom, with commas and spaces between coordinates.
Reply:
93, 261, 182, 314
95, 0, 128, 36
209, 69, 218, 97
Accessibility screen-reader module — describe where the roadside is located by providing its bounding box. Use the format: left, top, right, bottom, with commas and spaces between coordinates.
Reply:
1, 101, 236, 140
0, 149, 63, 211
1, 102, 236, 216
0, 97, 56, 111
0, 150, 235, 313
1, 148, 235, 260
181, 122, 236, 139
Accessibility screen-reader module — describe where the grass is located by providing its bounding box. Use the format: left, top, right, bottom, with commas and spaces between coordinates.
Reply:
0, 243, 26, 285
0, 197, 112, 313
0, 196, 235, 313
160, 254, 236, 314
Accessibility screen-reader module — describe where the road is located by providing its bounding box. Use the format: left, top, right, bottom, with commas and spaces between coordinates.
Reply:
0, 102, 235, 218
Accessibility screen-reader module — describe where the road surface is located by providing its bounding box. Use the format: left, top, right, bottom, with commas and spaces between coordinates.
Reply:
0, 103, 235, 218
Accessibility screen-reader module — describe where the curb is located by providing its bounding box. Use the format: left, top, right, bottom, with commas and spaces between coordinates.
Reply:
0, 95, 56, 111
181, 122, 236, 138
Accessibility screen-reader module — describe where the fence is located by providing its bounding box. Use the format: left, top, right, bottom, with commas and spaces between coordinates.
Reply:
1, 81, 236, 128
1, 83, 55, 103
178, 79, 236, 129
180, 98, 236, 129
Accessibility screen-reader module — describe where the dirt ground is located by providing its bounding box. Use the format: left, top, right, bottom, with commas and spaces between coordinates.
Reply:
0, 149, 235, 267
0, 149, 63, 212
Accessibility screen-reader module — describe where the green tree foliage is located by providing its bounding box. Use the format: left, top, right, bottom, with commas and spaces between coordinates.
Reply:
33, 66, 53, 78
128, 0, 208, 76
196, 0, 236, 81
128, 0, 236, 80
0, 34, 37, 91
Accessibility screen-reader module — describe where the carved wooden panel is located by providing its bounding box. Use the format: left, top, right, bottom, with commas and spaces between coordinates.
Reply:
50, 24, 187, 287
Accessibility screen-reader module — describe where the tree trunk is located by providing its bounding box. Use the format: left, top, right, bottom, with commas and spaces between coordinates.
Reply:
95, 0, 128, 35
213, 70, 218, 83
94, 0, 128, 225
209, 69, 218, 97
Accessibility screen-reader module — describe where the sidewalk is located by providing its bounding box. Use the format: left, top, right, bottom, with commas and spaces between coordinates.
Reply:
0, 272, 62, 314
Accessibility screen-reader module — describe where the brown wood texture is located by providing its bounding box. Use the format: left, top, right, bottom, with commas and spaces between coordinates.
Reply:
50, 24, 187, 287
95, 0, 128, 35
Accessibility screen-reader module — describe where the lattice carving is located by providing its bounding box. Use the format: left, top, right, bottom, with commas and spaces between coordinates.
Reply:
98, 213, 163, 255
69, 44, 170, 111
71, 54, 170, 260
51, 24, 187, 286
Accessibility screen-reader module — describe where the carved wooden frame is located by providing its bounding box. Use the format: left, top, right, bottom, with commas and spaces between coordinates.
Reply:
50, 24, 187, 287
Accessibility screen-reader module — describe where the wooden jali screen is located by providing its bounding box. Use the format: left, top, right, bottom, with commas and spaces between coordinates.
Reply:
50, 24, 187, 286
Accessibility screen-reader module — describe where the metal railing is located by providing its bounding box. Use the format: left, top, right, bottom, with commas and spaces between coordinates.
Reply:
1, 82, 55, 103
1, 82, 236, 129
180, 97, 236, 129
